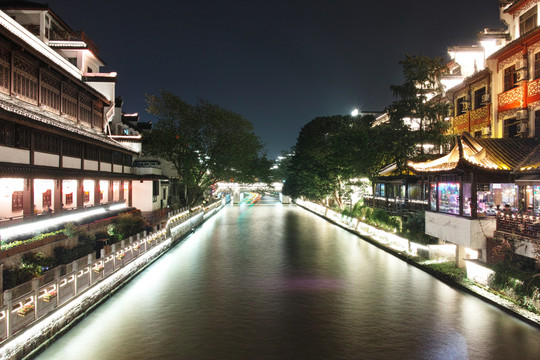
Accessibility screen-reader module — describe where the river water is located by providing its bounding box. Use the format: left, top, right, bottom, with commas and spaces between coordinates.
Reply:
35, 197, 540, 360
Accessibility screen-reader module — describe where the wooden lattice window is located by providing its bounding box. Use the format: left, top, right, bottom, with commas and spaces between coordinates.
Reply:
12, 191, 23, 211
65, 193, 73, 205
40, 70, 61, 113
79, 94, 92, 125
0, 45, 10, 94
12, 54, 38, 104
93, 100, 104, 130
61, 83, 78, 121
84, 191, 90, 202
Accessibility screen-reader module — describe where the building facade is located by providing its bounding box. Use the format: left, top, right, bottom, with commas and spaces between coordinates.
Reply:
0, 2, 138, 224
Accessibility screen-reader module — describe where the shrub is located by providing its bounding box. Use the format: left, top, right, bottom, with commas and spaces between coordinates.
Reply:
115, 212, 148, 238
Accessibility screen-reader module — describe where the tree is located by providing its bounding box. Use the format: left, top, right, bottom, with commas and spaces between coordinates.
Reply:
386, 54, 451, 170
283, 115, 363, 209
144, 91, 266, 206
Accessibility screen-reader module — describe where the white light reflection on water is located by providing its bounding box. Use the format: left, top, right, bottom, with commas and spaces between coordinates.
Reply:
36, 199, 540, 360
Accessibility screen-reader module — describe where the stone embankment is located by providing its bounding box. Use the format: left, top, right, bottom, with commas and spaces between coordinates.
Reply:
295, 199, 540, 329
0, 200, 226, 360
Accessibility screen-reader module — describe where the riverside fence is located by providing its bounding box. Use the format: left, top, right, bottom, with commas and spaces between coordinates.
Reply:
0, 198, 226, 355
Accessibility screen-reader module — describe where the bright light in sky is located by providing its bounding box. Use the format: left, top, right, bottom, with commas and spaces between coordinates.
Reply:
351, 108, 359, 117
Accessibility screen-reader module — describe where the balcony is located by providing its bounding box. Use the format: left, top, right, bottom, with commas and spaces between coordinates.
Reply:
498, 85, 525, 112
49, 30, 99, 56
495, 213, 540, 260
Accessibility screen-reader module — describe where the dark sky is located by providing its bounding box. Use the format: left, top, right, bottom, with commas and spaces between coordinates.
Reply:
48, 0, 502, 158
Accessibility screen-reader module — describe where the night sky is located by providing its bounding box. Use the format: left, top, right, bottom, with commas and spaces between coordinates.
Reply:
48, 0, 502, 158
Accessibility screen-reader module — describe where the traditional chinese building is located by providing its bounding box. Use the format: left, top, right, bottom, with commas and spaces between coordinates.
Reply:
0, 2, 138, 223
408, 132, 540, 266
487, 0, 540, 138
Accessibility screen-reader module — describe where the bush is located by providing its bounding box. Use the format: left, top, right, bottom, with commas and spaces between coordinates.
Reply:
115, 212, 148, 238
425, 261, 467, 282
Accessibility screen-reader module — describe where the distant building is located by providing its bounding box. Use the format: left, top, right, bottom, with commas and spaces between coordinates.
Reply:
0, 1, 166, 224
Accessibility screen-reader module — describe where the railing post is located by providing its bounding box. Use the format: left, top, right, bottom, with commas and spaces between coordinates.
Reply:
0, 264, 3, 297
72, 261, 78, 295
32, 278, 39, 318
4, 289, 12, 338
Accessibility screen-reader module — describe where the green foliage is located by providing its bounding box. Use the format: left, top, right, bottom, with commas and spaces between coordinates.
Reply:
385, 54, 451, 171
0, 229, 64, 251
283, 115, 381, 209
115, 213, 148, 238
144, 91, 267, 206
346, 204, 401, 233
425, 261, 467, 282
2, 266, 35, 290
402, 211, 438, 244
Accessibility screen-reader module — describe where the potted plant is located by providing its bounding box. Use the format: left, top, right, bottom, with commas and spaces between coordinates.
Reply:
93, 264, 104, 273
43, 290, 57, 302
17, 304, 34, 316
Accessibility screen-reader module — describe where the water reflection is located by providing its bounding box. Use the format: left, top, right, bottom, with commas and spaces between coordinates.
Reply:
36, 199, 540, 360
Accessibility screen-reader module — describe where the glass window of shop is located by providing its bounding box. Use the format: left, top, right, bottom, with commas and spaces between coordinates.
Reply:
463, 183, 472, 216
375, 183, 385, 197
438, 183, 460, 215
491, 183, 518, 212
477, 184, 495, 213
430, 183, 437, 210
533, 186, 540, 215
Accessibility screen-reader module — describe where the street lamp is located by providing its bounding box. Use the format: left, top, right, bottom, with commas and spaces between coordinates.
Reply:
351, 108, 359, 117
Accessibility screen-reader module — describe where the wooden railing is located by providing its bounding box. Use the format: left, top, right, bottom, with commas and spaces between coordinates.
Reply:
363, 196, 428, 213
496, 213, 540, 241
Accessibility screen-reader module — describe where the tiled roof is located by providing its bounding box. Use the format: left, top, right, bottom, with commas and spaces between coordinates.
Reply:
475, 137, 540, 171
408, 133, 540, 175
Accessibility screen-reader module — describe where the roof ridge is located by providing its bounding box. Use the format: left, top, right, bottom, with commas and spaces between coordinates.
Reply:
515, 139, 540, 172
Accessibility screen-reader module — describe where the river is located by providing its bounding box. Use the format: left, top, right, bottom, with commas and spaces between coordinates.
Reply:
35, 196, 540, 360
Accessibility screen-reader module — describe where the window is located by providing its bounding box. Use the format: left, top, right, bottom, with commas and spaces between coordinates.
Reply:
12, 191, 23, 211
536, 110, 540, 137
520, 6, 538, 35
43, 190, 51, 207
474, 130, 482, 138
438, 183, 460, 215
504, 65, 518, 91
456, 96, 468, 115
85, 144, 99, 161
65, 193, 73, 205
474, 87, 486, 109
535, 53, 540, 79
68, 58, 77, 67
504, 118, 519, 138
62, 139, 82, 157
153, 181, 159, 196
34, 131, 59, 153
84, 191, 90, 202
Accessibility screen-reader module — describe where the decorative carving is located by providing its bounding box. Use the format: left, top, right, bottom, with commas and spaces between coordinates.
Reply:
498, 86, 524, 109
498, 52, 524, 72
498, 108, 520, 122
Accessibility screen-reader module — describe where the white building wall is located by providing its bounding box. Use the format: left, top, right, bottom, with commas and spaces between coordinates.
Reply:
63, 156, 81, 169
100, 162, 111, 172
425, 212, 496, 251
131, 181, 153, 211
113, 164, 123, 173
0, 146, 29, 164
85, 160, 99, 171
34, 152, 59, 167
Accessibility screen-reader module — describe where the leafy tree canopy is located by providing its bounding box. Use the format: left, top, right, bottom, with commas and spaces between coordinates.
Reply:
143, 91, 267, 206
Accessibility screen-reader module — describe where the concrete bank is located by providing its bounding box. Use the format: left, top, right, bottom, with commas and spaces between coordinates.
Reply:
0, 200, 226, 360
296, 201, 540, 330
